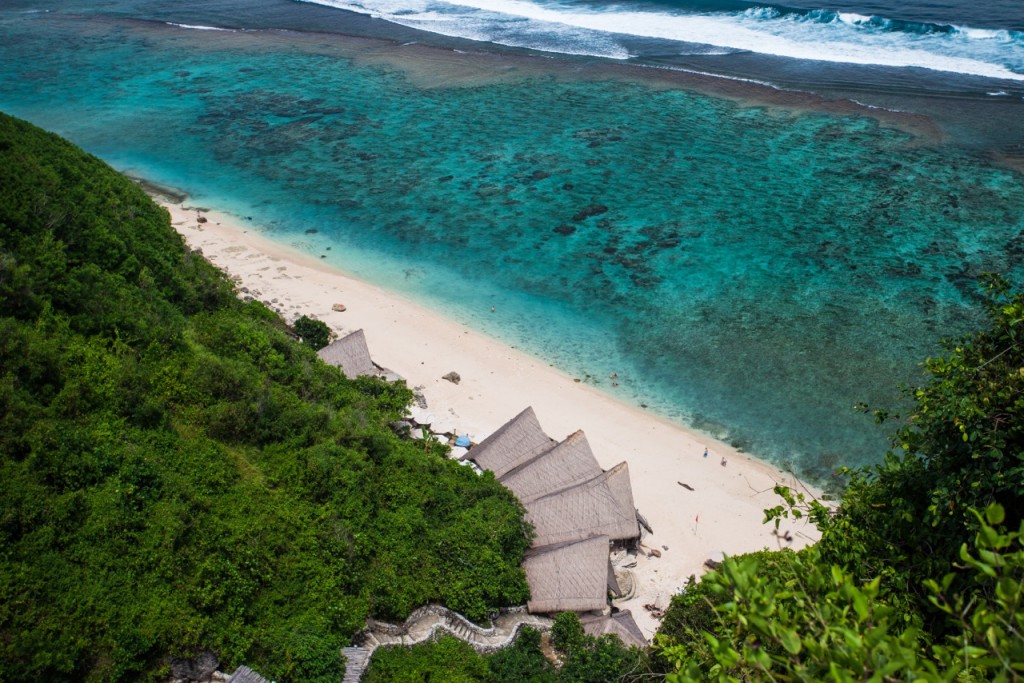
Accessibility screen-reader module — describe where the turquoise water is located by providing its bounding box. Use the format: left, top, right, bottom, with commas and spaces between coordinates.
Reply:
3, 10, 1024, 481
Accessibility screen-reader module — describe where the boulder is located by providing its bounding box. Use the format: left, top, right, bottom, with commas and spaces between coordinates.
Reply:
332, 303, 347, 312
169, 651, 219, 682
442, 371, 461, 385
412, 388, 428, 409
389, 420, 413, 438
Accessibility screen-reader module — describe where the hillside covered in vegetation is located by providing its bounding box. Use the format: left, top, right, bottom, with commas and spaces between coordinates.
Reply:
0, 112, 532, 682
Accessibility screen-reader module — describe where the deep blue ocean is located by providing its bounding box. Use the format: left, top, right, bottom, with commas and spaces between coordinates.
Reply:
2, 0, 1023, 482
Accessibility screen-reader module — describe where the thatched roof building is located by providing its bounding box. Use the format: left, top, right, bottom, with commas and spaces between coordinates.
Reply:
580, 610, 647, 648
499, 430, 602, 504
522, 536, 611, 613
524, 462, 639, 547
317, 329, 377, 379
461, 407, 556, 478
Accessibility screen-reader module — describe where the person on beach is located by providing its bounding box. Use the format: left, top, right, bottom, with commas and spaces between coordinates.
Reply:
703, 447, 708, 458
721, 456, 727, 467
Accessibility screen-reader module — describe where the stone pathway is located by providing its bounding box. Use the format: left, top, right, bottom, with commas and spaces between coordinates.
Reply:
342, 606, 553, 681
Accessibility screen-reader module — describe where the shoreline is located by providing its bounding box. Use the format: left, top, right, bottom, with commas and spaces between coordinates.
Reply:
156, 192, 821, 639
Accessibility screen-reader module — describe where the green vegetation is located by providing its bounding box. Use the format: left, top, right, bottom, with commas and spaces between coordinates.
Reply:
0, 112, 531, 682
655, 277, 1024, 681
363, 618, 645, 683
4, 110, 1023, 683
292, 314, 332, 350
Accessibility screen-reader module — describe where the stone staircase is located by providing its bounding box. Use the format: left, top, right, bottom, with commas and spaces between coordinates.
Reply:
340, 647, 371, 683
341, 606, 554, 681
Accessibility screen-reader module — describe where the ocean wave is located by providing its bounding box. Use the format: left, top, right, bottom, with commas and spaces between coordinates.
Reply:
297, 0, 1024, 81
165, 22, 235, 32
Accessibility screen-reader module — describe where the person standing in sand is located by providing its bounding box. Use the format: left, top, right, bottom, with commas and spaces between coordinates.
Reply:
703, 447, 708, 458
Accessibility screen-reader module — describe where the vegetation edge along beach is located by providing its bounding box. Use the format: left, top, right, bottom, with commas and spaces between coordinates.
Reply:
2, 112, 1023, 682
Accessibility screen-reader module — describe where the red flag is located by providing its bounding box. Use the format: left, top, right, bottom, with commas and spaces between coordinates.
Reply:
695, 515, 699, 524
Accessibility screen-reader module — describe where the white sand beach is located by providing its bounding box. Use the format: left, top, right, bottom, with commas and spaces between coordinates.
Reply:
162, 198, 821, 639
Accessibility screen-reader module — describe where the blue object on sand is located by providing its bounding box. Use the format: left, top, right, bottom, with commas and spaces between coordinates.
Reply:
454, 435, 471, 448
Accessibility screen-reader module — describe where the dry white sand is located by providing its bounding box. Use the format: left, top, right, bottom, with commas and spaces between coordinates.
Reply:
161, 198, 821, 639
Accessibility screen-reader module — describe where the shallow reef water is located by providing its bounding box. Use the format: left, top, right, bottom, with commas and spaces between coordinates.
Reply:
3, 9, 1024, 481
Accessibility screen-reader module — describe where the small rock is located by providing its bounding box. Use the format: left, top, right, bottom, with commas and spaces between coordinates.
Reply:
553, 224, 576, 236
197, 215, 208, 224
389, 420, 413, 438
413, 389, 428, 409
442, 371, 461, 385
332, 303, 347, 312
649, 548, 662, 558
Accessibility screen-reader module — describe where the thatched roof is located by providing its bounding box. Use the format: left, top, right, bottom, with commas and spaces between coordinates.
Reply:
524, 462, 640, 547
604, 461, 638, 527
580, 610, 647, 648
317, 329, 376, 379
522, 536, 611, 613
499, 430, 603, 504
462, 407, 556, 478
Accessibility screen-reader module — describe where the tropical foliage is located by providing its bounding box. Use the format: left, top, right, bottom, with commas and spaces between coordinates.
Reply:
655, 277, 1024, 681
0, 112, 531, 682
363, 617, 645, 683
292, 314, 332, 350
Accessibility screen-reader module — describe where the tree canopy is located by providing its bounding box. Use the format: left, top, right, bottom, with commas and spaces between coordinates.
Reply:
0, 112, 531, 682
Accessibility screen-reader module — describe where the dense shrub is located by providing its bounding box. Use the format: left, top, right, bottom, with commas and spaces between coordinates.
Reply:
0, 113, 531, 682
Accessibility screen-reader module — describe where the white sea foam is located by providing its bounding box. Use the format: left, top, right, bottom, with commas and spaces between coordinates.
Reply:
955, 27, 1013, 41
298, 0, 1024, 81
836, 12, 872, 26
165, 22, 235, 32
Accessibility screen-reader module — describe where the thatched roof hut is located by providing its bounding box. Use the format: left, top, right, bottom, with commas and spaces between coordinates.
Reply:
522, 536, 611, 613
499, 430, 603, 504
579, 610, 647, 648
524, 462, 640, 547
317, 329, 377, 379
461, 407, 556, 478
